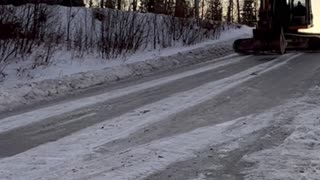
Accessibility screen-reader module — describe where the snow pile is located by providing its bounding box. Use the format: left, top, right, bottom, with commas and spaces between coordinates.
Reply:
243, 86, 320, 180
0, 26, 251, 112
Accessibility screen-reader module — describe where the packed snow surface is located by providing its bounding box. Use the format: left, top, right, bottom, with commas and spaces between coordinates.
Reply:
2, 83, 320, 180
0, 53, 299, 134
243, 86, 320, 180
0, 53, 312, 180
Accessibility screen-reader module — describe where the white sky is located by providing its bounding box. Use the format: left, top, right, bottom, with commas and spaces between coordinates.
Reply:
305, 0, 320, 33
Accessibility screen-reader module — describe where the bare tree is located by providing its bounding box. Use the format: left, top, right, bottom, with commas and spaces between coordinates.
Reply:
140, 0, 154, 13
100, 0, 104, 8
195, 0, 199, 20
117, 0, 122, 10
236, 0, 240, 23
201, 0, 205, 19
132, 0, 138, 11
227, 0, 233, 22
175, 0, 185, 17
88, 0, 93, 7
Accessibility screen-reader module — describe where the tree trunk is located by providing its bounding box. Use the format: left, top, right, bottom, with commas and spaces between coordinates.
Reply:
175, 0, 184, 17
236, 0, 240, 23
132, 0, 137, 11
117, 0, 121, 10
105, 0, 114, 8
201, 0, 205, 20
227, 0, 233, 22
100, 0, 104, 8
195, 0, 199, 20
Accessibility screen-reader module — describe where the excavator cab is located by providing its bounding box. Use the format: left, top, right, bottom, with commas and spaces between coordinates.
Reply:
233, 0, 320, 54
288, 0, 313, 29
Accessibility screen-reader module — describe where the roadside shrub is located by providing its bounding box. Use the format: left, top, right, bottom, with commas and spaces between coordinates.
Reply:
0, 4, 238, 77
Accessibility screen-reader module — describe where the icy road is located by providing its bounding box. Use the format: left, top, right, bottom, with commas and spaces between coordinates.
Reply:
1, 53, 320, 180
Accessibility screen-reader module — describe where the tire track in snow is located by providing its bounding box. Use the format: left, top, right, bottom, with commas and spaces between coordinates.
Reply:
0, 54, 246, 134
0, 53, 301, 180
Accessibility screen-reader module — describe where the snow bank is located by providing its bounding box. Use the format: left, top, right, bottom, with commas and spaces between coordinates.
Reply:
243, 86, 320, 180
0, 4, 241, 64
0, 26, 251, 112
0, 4, 252, 112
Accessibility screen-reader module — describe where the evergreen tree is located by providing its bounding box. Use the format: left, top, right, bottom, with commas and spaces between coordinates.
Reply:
165, 0, 175, 15
242, 0, 256, 26
175, 0, 184, 17
105, 0, 115, 8
175, 0, 192, 18
206, 0, 223, 21
61, 0, 84, 6
153, 0, 166, 14
140, 0, 174, 15
140, 0, 154, 13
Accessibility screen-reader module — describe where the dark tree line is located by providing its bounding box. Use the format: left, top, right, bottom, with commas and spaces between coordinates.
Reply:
0, 0, 259, 26
96, 0, 259, 26
241, 0, 258, 26
0, 0, 84, 6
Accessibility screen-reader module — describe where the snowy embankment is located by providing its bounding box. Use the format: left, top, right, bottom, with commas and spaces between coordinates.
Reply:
0, 4, 252, 112
243, 86, 320, 180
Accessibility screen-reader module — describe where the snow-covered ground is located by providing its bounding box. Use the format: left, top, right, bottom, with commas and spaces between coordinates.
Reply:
2, 4, 320, 180
2, 26, 251, 88
0, 26, 251, 112
1, 49, 320, 179
0, 53, 305, 180
1, 61, 320, 180
0, 53, 297, 134
243, 86, 320, 180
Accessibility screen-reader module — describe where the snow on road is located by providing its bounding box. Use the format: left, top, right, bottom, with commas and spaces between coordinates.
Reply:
0, 54, 245, 133
0, 53, 299, 133
0, 53, 302, 180
2, 83, 320, 180
243, 86, 320, 180
192, 174, 207, 180
0, 95, 287, 180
